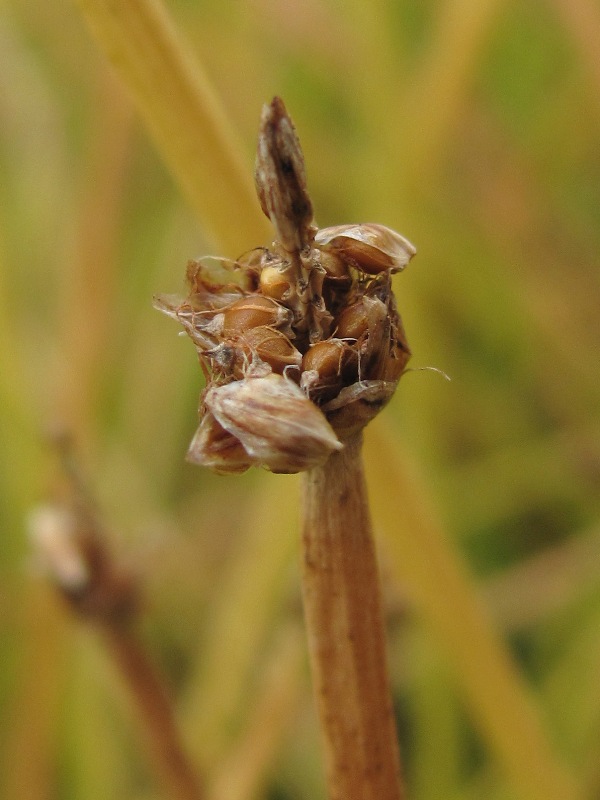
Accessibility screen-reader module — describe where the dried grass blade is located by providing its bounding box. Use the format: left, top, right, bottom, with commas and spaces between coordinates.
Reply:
72, 0, 271, 252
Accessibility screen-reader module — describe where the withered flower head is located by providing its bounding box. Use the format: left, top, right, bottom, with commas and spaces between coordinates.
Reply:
154, 97, 415, 474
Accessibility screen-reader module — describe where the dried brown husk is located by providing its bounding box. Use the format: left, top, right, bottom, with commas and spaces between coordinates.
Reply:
186, 411, 252, 474
204, 374, 342, 473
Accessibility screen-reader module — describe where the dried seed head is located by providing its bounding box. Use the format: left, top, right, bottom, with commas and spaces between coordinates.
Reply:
315, 223, 416, 275
204, 374, 342, 473
29, 502, 137, 622
156, 98, 417, 473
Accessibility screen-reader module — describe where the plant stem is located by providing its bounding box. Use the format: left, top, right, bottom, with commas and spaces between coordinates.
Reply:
301, 432, 405, 800
99, 621, 204, 800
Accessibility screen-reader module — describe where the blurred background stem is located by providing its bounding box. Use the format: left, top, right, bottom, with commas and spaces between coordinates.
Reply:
99, 621, 204, 800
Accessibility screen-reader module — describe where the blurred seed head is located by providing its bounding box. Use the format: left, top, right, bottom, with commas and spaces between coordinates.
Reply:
29, 506, 89, 591
29, 503, 137, 621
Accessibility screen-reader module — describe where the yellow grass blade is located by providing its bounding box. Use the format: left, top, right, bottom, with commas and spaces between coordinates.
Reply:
72, 0, 271, 253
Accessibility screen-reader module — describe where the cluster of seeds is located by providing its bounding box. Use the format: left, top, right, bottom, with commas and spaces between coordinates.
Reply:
155, 99, 415, 474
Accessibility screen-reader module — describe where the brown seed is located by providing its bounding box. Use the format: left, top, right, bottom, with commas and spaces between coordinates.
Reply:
302, 341, 344, 378
315, 223, 416, 275
259, 265, 290, 300
302, 340, 359, 382
335, 300, 370, 340
317, 248, 350, 279
381, 338, 411, 381
322, 380, 397, 439
222, 295, 286, 336
239, 326, 302, 374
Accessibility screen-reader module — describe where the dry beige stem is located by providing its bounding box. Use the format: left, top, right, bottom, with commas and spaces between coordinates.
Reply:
302, 433, 404, 800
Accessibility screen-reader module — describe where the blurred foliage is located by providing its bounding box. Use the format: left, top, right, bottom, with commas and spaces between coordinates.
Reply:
1, 0, 600, 798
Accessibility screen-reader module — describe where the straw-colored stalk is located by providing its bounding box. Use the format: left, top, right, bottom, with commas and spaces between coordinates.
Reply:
302, 432, 404, 800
